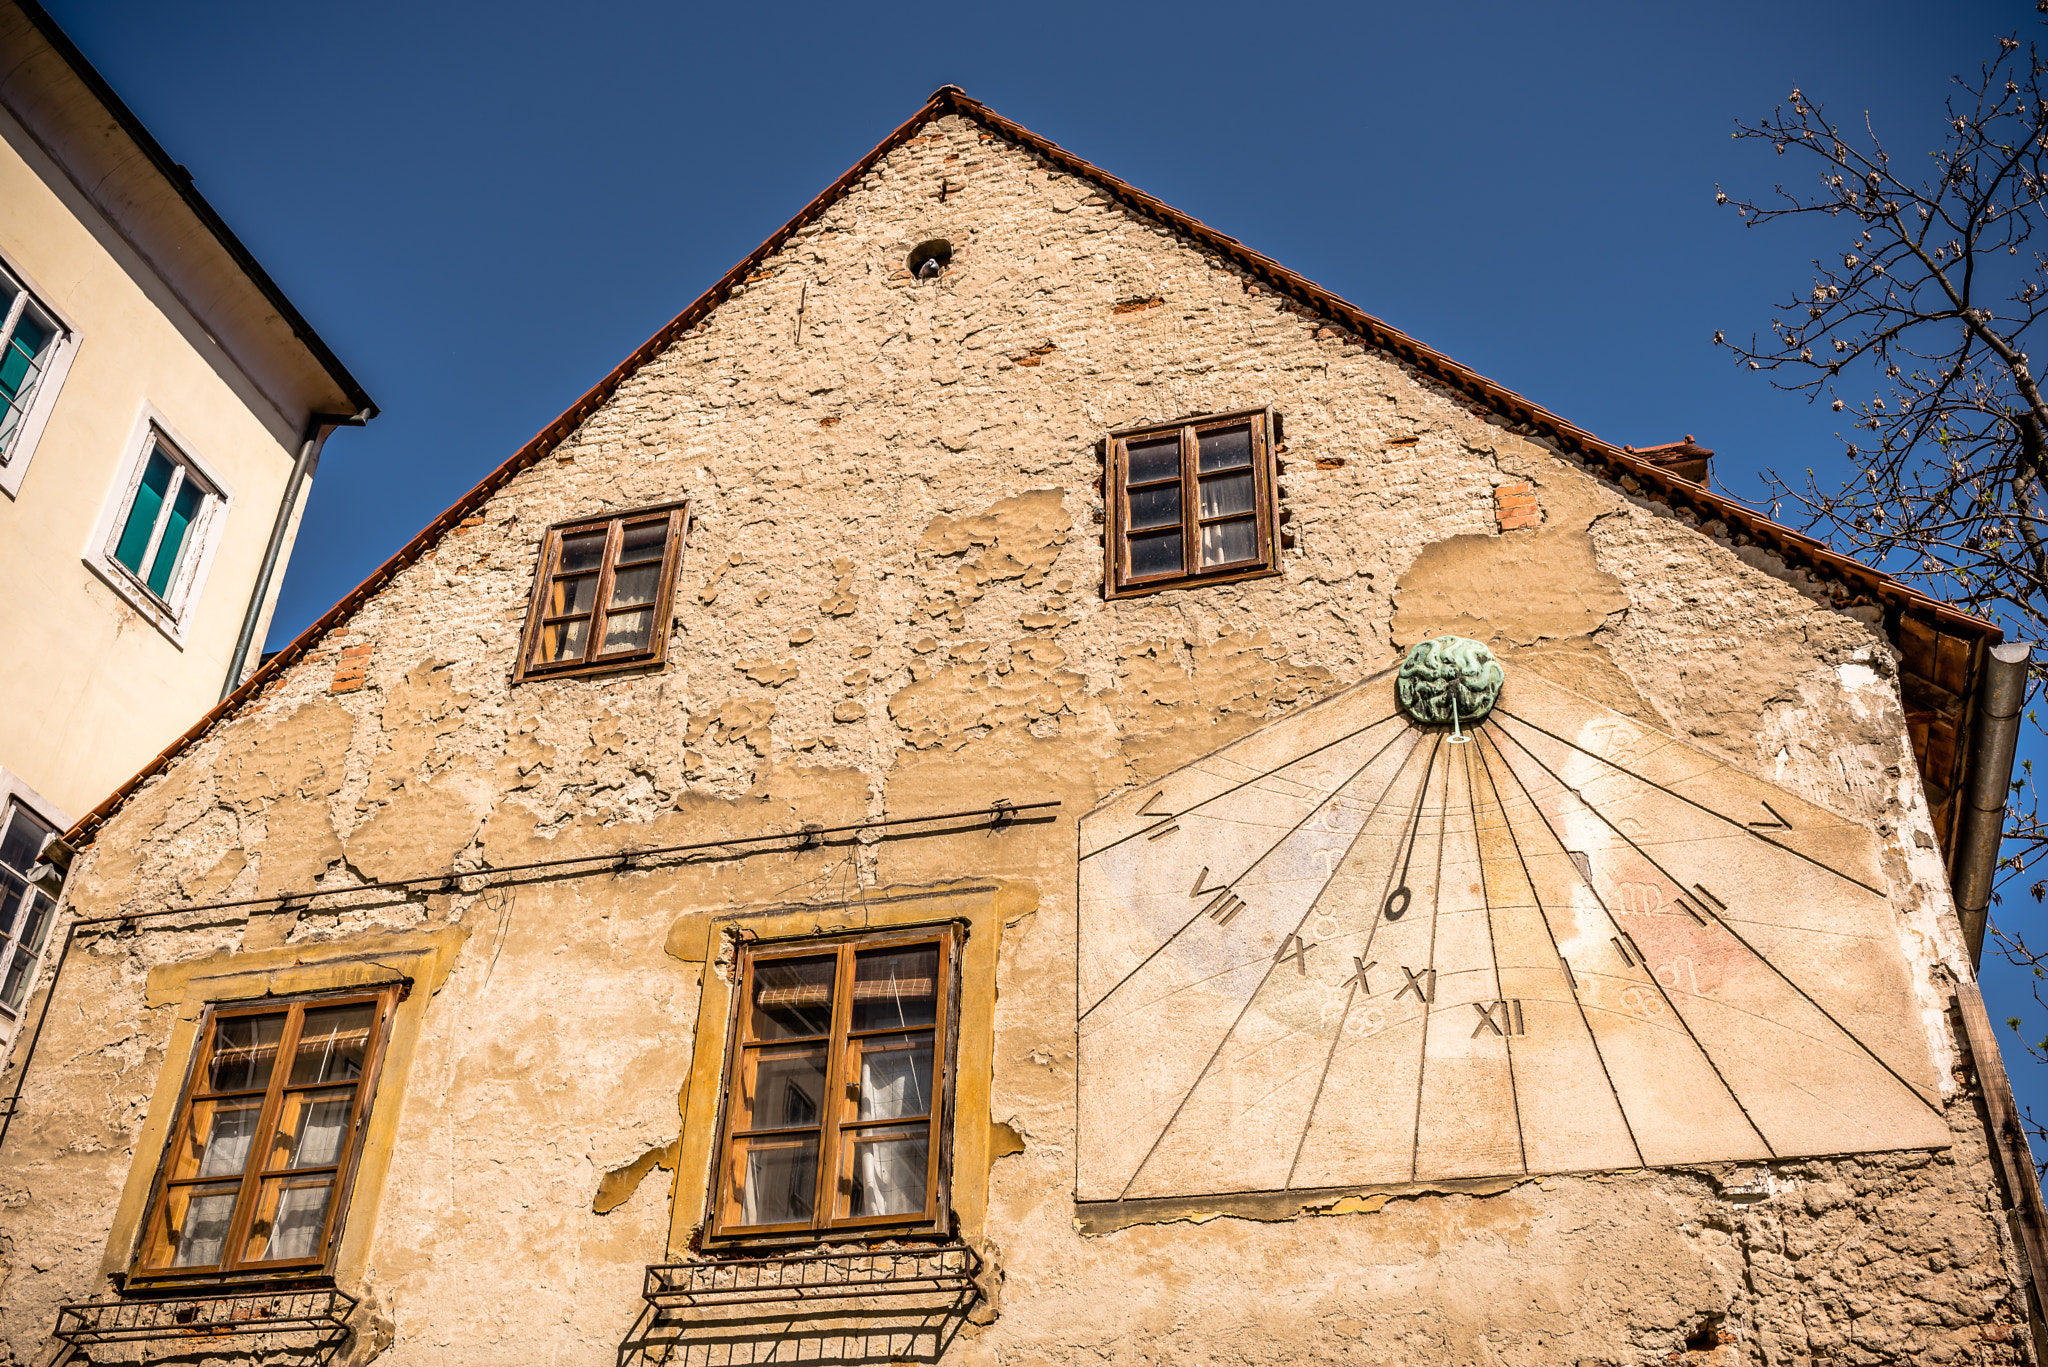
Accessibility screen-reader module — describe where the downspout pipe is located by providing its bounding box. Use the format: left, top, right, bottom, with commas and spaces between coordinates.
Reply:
220, 410, 368, 701
1954, 640, 2033, 965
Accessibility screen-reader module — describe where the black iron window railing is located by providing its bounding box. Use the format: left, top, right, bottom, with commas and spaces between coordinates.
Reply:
53, 1288, 357, 1348
644, 1244, 981, 1309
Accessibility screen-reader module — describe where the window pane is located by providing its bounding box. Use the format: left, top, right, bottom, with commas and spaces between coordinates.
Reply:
852, 945, 939, 1031
208, 1014, 286, 1093
750, 955, 836, 1039
856, 1034, 934, 1120
1199, 469, 1256, 519
1127, 528, 1183, 578
0, 806, 54, 873
145, 473, 206, 598
269, 1090, 355, 1169
0, 868, 20, 940
1126, 435, 1181, 485
168, 1097, 264, 1180
740, 1044, 826, 1129
847, 1125, 929, 1217
1200, 516, 1260, 568
243, 1175, 334, 1262
609, 563, 661, 609
0, 312, 50, 414
559, 531, 606, 574
290, 1004, 374, 1084
736, 1134, 819, 1225
618, 520, 668, 564
1127, 482, 1181, 532
537, 617, 590, 663
160, 1182, 241, 1268
0, 945, 29, 1011
546, 572, 600, 617
1197, 424, 1254, 472
16, 890, 50, 956
599, 607, 654, 654
113, 449, 175, 575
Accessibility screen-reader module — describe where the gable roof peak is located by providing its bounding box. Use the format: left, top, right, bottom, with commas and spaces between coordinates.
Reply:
61, 84, 1997, 852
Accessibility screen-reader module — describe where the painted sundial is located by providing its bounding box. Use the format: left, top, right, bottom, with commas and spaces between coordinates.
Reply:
1076, 638, 1949, 1203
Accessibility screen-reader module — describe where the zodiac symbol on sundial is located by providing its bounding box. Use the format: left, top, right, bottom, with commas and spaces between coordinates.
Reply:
1074, 638, 1950, 1204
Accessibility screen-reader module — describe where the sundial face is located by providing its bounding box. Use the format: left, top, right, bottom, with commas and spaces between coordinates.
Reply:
1076, 649, 1948, 1203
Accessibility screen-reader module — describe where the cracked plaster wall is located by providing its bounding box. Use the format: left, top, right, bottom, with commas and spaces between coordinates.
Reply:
0, 114, 2030, 1366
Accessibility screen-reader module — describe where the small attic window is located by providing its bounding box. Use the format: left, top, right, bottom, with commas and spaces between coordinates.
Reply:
908, 240, 952, 280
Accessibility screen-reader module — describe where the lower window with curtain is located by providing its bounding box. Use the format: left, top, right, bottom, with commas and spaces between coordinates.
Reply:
127, 989, 396, 1286
708, 927, 961, 1244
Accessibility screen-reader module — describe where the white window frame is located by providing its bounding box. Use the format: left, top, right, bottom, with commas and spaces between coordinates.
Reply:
83, 407, 234, 647
0, 253, 80, 501
0, 778, 64, 1047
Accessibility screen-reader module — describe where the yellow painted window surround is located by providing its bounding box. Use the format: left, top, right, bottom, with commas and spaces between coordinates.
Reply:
102, 927, 464, 1290
709, 926, 961, 1243
129, 989, 396, 1285
670, 881, 1023, 1256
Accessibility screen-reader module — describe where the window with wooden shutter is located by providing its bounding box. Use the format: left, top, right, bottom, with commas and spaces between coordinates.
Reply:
130, 989, 397, 1285
515, 502, 688, 682
1104, 408, 1281, 598
707, 927, 961, 1244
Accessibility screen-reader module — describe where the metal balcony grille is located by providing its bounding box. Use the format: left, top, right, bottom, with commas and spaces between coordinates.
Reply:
644, 1244, 981, 1309
53, 1288, 357, 1346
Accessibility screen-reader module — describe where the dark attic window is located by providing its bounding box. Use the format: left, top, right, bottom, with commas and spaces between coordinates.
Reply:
514, 501, 689, 683
1103, 407, 1282, 598
908, 239, 951, 280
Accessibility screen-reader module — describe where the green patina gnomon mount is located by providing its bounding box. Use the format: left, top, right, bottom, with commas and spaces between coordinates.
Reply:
1395, 635, 1504, 728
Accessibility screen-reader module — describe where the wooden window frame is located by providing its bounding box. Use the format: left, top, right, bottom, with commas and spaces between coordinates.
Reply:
513, 500, 689, 683
704, 924, 963, 1248
127, 988, 399, 1289
1103, 406, 1281, 599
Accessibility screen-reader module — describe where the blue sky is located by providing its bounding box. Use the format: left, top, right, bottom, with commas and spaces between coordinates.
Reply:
42, 1, 2048, 1136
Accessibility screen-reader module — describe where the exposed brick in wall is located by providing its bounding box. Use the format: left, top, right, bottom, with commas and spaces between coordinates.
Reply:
1496, 479, 1541, 531
330, 642, 373, 694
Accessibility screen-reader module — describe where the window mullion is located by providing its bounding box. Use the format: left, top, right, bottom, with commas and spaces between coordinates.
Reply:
315, 991, 387, 1262
1254, 412, 1273, 566
819, 945, 858, 1229
1180, 425, 1199, 576
585, 520, 624, 665
133, 460, 184, 586
924, 933, 956, 1221
714, 956, 756, 1233
0, 291, 27, 375
220, 1006, 304, 1273
526, 531, 565, 670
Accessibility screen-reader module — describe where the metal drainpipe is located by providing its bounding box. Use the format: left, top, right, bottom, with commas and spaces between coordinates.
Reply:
1954, 640, 2033, 964
219, 410, 367, 702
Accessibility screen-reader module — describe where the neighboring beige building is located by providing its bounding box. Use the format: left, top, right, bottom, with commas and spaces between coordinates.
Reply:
0, 1, 375, 1042
0, 87, 2042, 1367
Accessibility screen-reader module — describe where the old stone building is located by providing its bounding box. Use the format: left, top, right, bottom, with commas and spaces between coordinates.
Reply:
0, 87, 2042, 1366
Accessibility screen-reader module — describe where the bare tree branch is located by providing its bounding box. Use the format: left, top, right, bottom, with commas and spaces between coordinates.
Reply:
1721, 26, 2048, 926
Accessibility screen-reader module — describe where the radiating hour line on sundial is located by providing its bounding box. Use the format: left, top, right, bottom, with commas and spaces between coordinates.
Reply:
1486, 720, 1945, 1119
1281, 734, 1442, 1189
1464, 737, 1530, 1175
1113, 729, 1441, 1197
1471, 733, 1644, 1168
1479, 727, 1778, 1157
1408, 736, 1456, 1182
1081, 709, 1407, 859
1078, 724, 1420, 1023
1488, 708, 1885, 897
